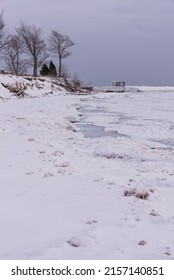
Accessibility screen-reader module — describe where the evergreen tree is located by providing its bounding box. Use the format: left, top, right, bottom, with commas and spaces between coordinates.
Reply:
49, 60, 57, 76
40, 63, 50, 76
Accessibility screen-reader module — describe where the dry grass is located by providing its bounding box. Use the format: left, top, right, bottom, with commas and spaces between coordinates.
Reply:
124, 188, 150, 200
2, 82, 27, 95
138, 240, 147, 246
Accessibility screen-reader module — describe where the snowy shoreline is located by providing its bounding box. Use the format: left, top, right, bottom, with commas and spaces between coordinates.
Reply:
0, 74, 174, 259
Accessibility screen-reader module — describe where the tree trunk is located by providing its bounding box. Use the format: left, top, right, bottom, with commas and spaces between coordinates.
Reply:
16, 51, 19, 76
58, 56, 62, 77
33, 59, 37, 77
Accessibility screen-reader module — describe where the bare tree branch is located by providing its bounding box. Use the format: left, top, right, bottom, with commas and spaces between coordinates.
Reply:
16, 23, 49, 76
48, 30, 74, 77
3, 34, 26, 75
0, 10, 8, 52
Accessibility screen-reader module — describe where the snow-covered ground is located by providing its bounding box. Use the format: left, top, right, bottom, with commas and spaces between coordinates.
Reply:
0, 73, 67, 100
0, 75, 174, 259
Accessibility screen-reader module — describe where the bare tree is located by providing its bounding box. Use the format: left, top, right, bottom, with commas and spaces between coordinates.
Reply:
16, 23, 49, 76
48, 30, 74, 77
3, 34, 26, 75
0, 11, 8, 52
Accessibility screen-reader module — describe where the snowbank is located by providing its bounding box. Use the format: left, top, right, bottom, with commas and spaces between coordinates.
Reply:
0, 74, 68, 100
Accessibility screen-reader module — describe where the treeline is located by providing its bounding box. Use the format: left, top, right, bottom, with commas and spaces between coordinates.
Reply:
0, 11, 74, 78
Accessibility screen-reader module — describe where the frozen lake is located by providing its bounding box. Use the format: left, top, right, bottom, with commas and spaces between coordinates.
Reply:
77, 91, 174, 148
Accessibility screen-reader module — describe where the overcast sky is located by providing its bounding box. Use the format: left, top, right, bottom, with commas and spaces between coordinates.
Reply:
1, 0, 174, 86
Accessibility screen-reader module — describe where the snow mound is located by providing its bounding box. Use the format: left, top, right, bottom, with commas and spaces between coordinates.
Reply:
0, 73, 90, 100
0, 74, 68, 100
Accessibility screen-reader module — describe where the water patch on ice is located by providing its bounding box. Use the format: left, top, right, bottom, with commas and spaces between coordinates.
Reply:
79, 105, 106, 114
76, 123, 129, 139
76, 104, 130, 139
150, 138, 174, 148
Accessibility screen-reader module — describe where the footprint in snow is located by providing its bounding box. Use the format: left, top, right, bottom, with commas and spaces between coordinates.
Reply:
86, 220, 98, 225
44, 172, 53, 177
67, 237, 81, 248
149, 209, 161, 217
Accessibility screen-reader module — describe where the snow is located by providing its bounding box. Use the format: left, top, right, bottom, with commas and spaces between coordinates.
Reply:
0, 75, 174, 259
0, 73, 66, 100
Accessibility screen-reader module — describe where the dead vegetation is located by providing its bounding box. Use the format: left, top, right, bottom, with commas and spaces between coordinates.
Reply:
138, 240, 147, 246
1, 82, 27, 97
96, 152, 132, 160
124, 188, 150, 200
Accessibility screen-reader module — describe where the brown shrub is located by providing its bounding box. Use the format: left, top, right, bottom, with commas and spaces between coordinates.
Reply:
124, 188, 149, 200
